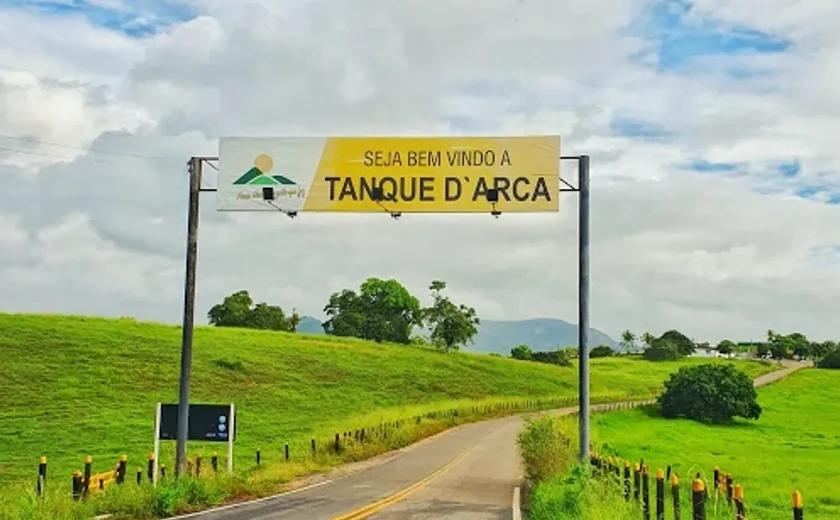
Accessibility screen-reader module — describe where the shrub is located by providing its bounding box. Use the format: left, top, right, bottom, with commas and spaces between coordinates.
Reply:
511, 344, 533, 360
590, 345, 614, 358
658, 364, 761, 424
517, 416, 575, 483
817, 350, 840, 369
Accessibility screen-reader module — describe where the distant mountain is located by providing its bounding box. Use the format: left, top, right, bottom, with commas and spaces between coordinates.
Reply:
469, 318, 619, 355
297, 315, 326, 334
294, 315, 618, 355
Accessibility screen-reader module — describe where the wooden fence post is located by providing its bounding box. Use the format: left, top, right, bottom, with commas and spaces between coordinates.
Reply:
642, 465, 650, 520
147, 453, 155, 483
624, 461, 631, 501
117, 455, 127, 484
656, 469, 664, 520
311, 439, 316, 454
37, 456, 47, 497
692, 479, 706, 520
72, 470, 82, 500
335, 433, 340, 453
83, 456, 92, 499
734, 485, 745, 520
212, 452, 218, 473
634, 463, 641, 501
793, 490, 803, 520
285, 444, 289, 461
671, 474, 680, 520
726, 474, 733, 507
136, 468, 142, 485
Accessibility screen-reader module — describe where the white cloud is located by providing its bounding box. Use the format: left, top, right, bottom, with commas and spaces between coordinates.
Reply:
0, 0, 839, 344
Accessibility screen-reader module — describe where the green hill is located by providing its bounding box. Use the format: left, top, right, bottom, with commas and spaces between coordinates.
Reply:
0, 313, 771, 491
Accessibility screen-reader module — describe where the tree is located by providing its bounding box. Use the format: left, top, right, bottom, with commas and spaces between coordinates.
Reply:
658, 364, 762, 424
422, 280, 480, 353
323, 277, 422, 344
787, 332, 811, 359
817, 350, 840, 369
658, 330, 695, 356
811, 340, 836, 360
208, 290, 297, 332
620, 330, 636, 351
511, 344, 533, 360
756, 343, 770, 358
642, 339, 682, 361
640, 332, 655, 349
208, 290, 254, 328
717, 339, 736, 355
590, 345, 615, 358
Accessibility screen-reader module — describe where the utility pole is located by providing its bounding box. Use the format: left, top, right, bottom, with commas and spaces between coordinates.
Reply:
578, 154, 591, 464
175, 157, 202, 477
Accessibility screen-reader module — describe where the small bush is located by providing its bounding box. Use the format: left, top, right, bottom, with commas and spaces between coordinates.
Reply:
817, 351, 840, 369
589, 345, 614, 358
517, 416, 575, 483
658, 364, 761, 424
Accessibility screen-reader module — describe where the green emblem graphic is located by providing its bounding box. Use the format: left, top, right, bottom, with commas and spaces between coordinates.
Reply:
233, 153, 296, 185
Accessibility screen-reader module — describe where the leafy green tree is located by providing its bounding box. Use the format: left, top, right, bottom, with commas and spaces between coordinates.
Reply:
208, 290, 254, 328
590, 345, 614, 358
422, 280, 480, 353
208, 290, 297, 332
756, 343, 771, 358
658, 364, 762, 424
642, 339, 682, 361
787, 332, 811, 359
659, 330, 695, 356
511, 344, 533, 360
620, 330, 636, 351
323, 277, 422, 344
811, 340, 837, 360
717, 339, 736, 355
640, 332, 655, 349
817, 350, 840, 369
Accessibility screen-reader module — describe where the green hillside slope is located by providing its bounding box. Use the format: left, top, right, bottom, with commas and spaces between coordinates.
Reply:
0, 313, 772, 489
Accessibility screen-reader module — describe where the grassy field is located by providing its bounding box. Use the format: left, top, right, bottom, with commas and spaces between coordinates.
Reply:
0, 313, 773, 500
529, 368, 839, 520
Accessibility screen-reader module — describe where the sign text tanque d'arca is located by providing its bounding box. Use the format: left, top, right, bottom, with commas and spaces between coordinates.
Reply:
216, 136, 561, 213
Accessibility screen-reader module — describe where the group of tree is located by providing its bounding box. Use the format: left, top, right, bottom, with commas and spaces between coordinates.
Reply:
510, 344, 573, 366
620, 329, 696, 362
208, 290, 300, 332
208, 278, 480, 353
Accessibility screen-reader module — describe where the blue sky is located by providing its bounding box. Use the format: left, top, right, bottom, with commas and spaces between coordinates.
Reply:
0, 0, 197, 36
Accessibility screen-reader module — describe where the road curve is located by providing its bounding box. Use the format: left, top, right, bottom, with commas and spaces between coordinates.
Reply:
176, 362, 807, 520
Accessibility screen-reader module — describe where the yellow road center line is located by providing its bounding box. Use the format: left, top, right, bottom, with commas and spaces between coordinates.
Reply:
330, 447, 475, 520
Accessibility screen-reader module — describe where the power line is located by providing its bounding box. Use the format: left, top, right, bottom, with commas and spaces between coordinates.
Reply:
0, 134, 162, 160
0, 145, 123, 165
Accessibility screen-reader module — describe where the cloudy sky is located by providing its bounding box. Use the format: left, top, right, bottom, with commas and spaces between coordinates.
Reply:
1, 0, 839, 343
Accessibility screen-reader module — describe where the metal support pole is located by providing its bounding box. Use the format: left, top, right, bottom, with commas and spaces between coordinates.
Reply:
175, 157, 202, 477
578, 154, 591, 464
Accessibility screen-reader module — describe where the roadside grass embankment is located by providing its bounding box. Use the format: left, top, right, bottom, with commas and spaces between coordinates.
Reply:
0, 313, 774, 519
519, 368, 839, 520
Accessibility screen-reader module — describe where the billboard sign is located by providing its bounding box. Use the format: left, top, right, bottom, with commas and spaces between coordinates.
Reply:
216, 136, 560, 213
158, 403, 236, 442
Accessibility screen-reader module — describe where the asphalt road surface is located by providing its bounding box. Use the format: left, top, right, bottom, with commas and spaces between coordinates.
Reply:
176, 362, 805, 520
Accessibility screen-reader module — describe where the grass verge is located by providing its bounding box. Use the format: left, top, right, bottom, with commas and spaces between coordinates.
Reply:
520, 368, 839, 520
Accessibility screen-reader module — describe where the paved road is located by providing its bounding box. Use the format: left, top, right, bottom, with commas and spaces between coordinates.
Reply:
179, 363, 807, 520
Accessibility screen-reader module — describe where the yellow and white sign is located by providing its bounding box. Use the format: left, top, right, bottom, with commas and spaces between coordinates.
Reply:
216, 136, 560, 213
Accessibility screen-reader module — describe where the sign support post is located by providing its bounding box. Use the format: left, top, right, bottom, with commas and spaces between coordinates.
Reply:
577, 155, 591, 465
227, 403, 235, 474
153, 402, 162, 486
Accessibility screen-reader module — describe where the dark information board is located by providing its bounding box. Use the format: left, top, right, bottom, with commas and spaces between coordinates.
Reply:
159, 404, 236, 442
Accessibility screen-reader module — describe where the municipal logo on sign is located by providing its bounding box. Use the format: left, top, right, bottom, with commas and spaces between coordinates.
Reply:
233, 153, 296, 186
